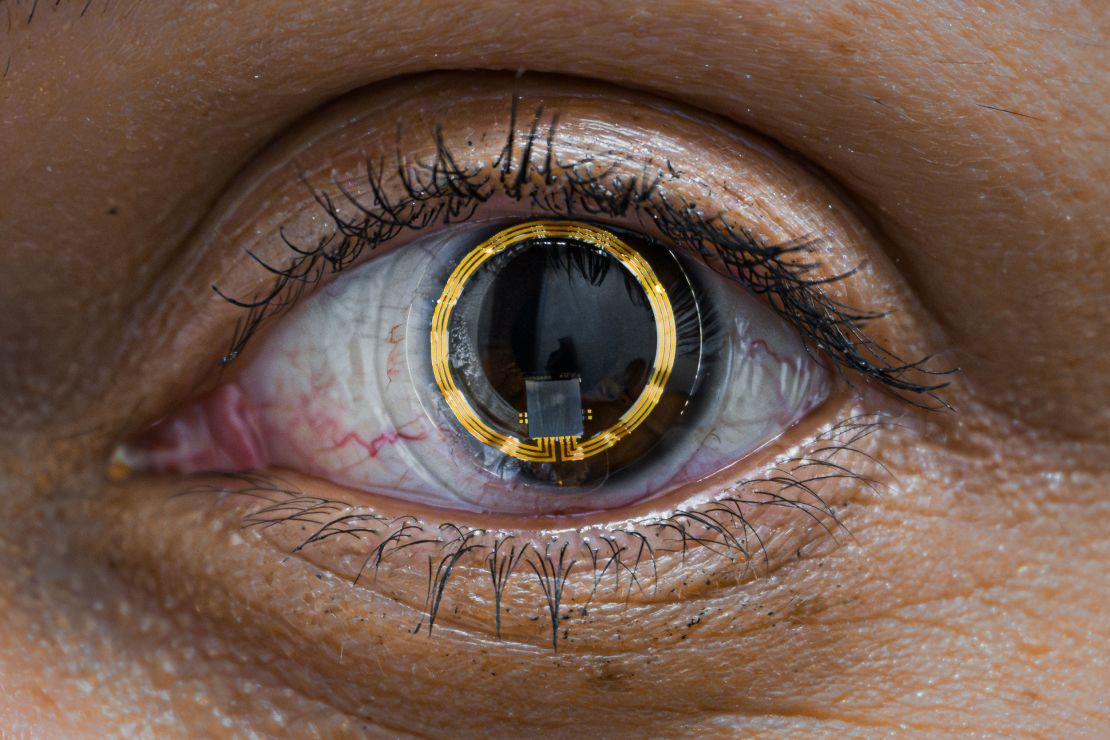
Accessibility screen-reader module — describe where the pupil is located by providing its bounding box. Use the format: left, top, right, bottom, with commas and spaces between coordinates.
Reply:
472, 239, 656, 439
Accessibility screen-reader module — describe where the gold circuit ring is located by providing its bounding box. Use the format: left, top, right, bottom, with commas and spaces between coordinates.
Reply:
430, 220, 677, 463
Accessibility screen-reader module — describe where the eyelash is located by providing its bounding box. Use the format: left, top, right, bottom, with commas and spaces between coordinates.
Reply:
212, 94, 950, 404
189, 413, 890, 650
186, 90, 940, 649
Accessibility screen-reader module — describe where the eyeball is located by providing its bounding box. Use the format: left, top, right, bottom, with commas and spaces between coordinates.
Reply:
117, 219, 829, 516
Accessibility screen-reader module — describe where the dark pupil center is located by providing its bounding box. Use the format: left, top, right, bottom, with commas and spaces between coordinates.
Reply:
456, 237, 656, 440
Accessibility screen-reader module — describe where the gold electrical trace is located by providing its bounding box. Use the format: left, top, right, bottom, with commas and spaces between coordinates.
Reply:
430, 221, 677, 463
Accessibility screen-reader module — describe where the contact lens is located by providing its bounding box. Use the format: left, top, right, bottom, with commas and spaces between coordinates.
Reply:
120, 216, 829, 515
430, 221, 710, 488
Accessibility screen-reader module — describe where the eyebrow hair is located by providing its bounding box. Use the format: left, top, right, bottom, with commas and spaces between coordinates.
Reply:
2, 0, 102, 31
1, 0, 107, 81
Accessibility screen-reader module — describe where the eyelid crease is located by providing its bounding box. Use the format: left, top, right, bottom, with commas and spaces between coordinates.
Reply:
212, 83, 951, 407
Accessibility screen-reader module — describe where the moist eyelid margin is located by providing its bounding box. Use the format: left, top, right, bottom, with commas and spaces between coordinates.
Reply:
212, 91, 949, 406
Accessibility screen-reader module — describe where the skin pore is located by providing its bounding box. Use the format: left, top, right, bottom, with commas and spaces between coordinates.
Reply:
1, 0, 1107, 735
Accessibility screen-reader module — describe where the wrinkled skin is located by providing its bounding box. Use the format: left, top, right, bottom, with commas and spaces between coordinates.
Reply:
0, 0, 1107, 736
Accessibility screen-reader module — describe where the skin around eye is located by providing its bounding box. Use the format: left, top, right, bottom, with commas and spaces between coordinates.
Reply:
103, 73, 936, 587
117, 218, 830, 515
59, 70, 999, 735
95, 73, 928, 667
2, 2, 1108, 736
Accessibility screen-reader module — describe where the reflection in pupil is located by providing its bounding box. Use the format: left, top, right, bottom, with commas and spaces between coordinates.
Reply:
471, 238, 656, 440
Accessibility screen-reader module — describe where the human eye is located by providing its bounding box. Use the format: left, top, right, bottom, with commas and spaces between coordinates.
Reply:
107, 75, 944, 661
122, 213, 834, 517
8, 0, 1107, 731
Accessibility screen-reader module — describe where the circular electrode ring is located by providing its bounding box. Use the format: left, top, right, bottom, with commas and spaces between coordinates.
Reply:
430, 220, 677, 463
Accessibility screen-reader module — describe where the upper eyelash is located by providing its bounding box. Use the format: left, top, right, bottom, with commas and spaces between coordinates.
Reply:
213, 93, 952, 404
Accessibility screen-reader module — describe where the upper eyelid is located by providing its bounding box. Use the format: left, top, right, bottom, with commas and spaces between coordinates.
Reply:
212, 91, 951, 404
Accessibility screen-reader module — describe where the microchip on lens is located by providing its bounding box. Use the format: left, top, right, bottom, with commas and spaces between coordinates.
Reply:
524, 374, 584, 439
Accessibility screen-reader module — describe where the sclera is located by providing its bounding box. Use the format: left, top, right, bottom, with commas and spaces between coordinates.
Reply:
232, 218, 829, 515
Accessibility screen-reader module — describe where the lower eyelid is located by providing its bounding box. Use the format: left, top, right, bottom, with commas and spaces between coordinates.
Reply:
112, 396, 900, 651
73, 382, 921, 740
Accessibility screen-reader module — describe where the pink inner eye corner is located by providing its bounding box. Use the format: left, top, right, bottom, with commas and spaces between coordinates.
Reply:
112, 385, 268, 477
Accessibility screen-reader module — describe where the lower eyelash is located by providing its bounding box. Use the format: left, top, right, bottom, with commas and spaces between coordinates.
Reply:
181, 413, 893, 651
213, 94, 952, 406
